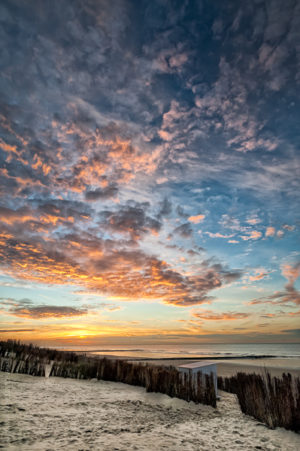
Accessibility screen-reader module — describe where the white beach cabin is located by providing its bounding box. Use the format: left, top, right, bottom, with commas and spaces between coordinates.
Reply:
177, 361, 217, 396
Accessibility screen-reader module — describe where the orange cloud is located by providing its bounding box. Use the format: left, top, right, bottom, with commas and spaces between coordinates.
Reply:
249, 269, 269, 281
265, 226, 276, 237
0, 206, 77, 229
288, 310, 300, 316
0, 231, 241, 307
241, 230, 262, 240
246, 218, 260, 225
188, 214, 205, 224
0, 140, 18, 154
192, 310, 249, 320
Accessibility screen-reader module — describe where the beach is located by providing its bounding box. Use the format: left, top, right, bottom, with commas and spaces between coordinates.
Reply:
1, 371, 300, 451
132, 357, 300, 378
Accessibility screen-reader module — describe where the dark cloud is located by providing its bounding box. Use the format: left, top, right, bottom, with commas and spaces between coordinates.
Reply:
101, 204, 161, 240
9, 305, 88, 319
85, 185, 118, 201
249, 291, 300, 307
0, 296, 88, 319
158, 197, 172, 217
281, 329, 300, 335
176, 206, 188, 218
172, 223, 193, 238
0, 329, 36, 333
0, 297, 33, 307
187, 249, 200, 256
192, 311, 250, 321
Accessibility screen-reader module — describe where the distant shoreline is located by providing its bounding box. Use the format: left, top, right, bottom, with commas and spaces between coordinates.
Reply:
77, 352, 298, 360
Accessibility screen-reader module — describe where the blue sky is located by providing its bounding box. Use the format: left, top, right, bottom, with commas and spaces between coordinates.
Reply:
0, 0, 299, 346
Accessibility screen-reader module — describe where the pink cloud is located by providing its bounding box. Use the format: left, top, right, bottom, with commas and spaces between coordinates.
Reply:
281, 263, 300, 290
249, 269, 269, 281
169, 53, 188, 68
246, 218, 260, 225
282, 224, 295, 232
158, 129, 175, 141
206, 232, 234, 238
192, 309, 249, 321
265, 226, 275, 237
241, 230, 262, 241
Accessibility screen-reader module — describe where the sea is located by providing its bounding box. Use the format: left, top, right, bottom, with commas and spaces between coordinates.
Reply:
61, 343, 300, 359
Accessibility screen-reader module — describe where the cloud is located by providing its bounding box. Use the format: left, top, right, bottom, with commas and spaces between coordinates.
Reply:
0, 329, 36, 333
206, 232, 234, 239
9, 305, 88, 319
265, 226, 276, 237
188, 214, 205, 224
288, 310, 300, 316
241, 230, 262, 241
249, 269, 269, 281
281, 262, 300, 291
219, 215, 242, 232
192, 310, 249, 321
93, 302, 121, 312
169, 52, 188, 68
281, 329, 300, 336
0, 202, 92, 234
0, 297, 88, 319
85, 185, 118, 201
101, 203, 161, 240
0, 297, 33, 307
172, 223, 193, 238
248, 261, 300, 306
0, 228, 242, 307
282, 224, 295, 232
246, 217, 261, 225
158, 198, 172, 217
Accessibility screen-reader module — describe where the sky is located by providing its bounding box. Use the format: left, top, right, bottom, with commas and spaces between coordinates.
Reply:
0, 0, 299, 348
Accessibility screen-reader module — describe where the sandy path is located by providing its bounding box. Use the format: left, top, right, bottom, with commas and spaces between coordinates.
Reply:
1, 372, 299, 450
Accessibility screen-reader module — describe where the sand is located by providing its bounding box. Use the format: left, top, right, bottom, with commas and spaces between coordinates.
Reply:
215, 358, 300, 378
1, 371, 300, 451
129, 358, 300, 378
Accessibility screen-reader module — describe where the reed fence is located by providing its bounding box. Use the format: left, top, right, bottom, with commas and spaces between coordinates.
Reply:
0, 340, 216, 407
218, 372, 300, 432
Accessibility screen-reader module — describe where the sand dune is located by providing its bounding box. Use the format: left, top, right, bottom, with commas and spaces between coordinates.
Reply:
1, 372, 300, 450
